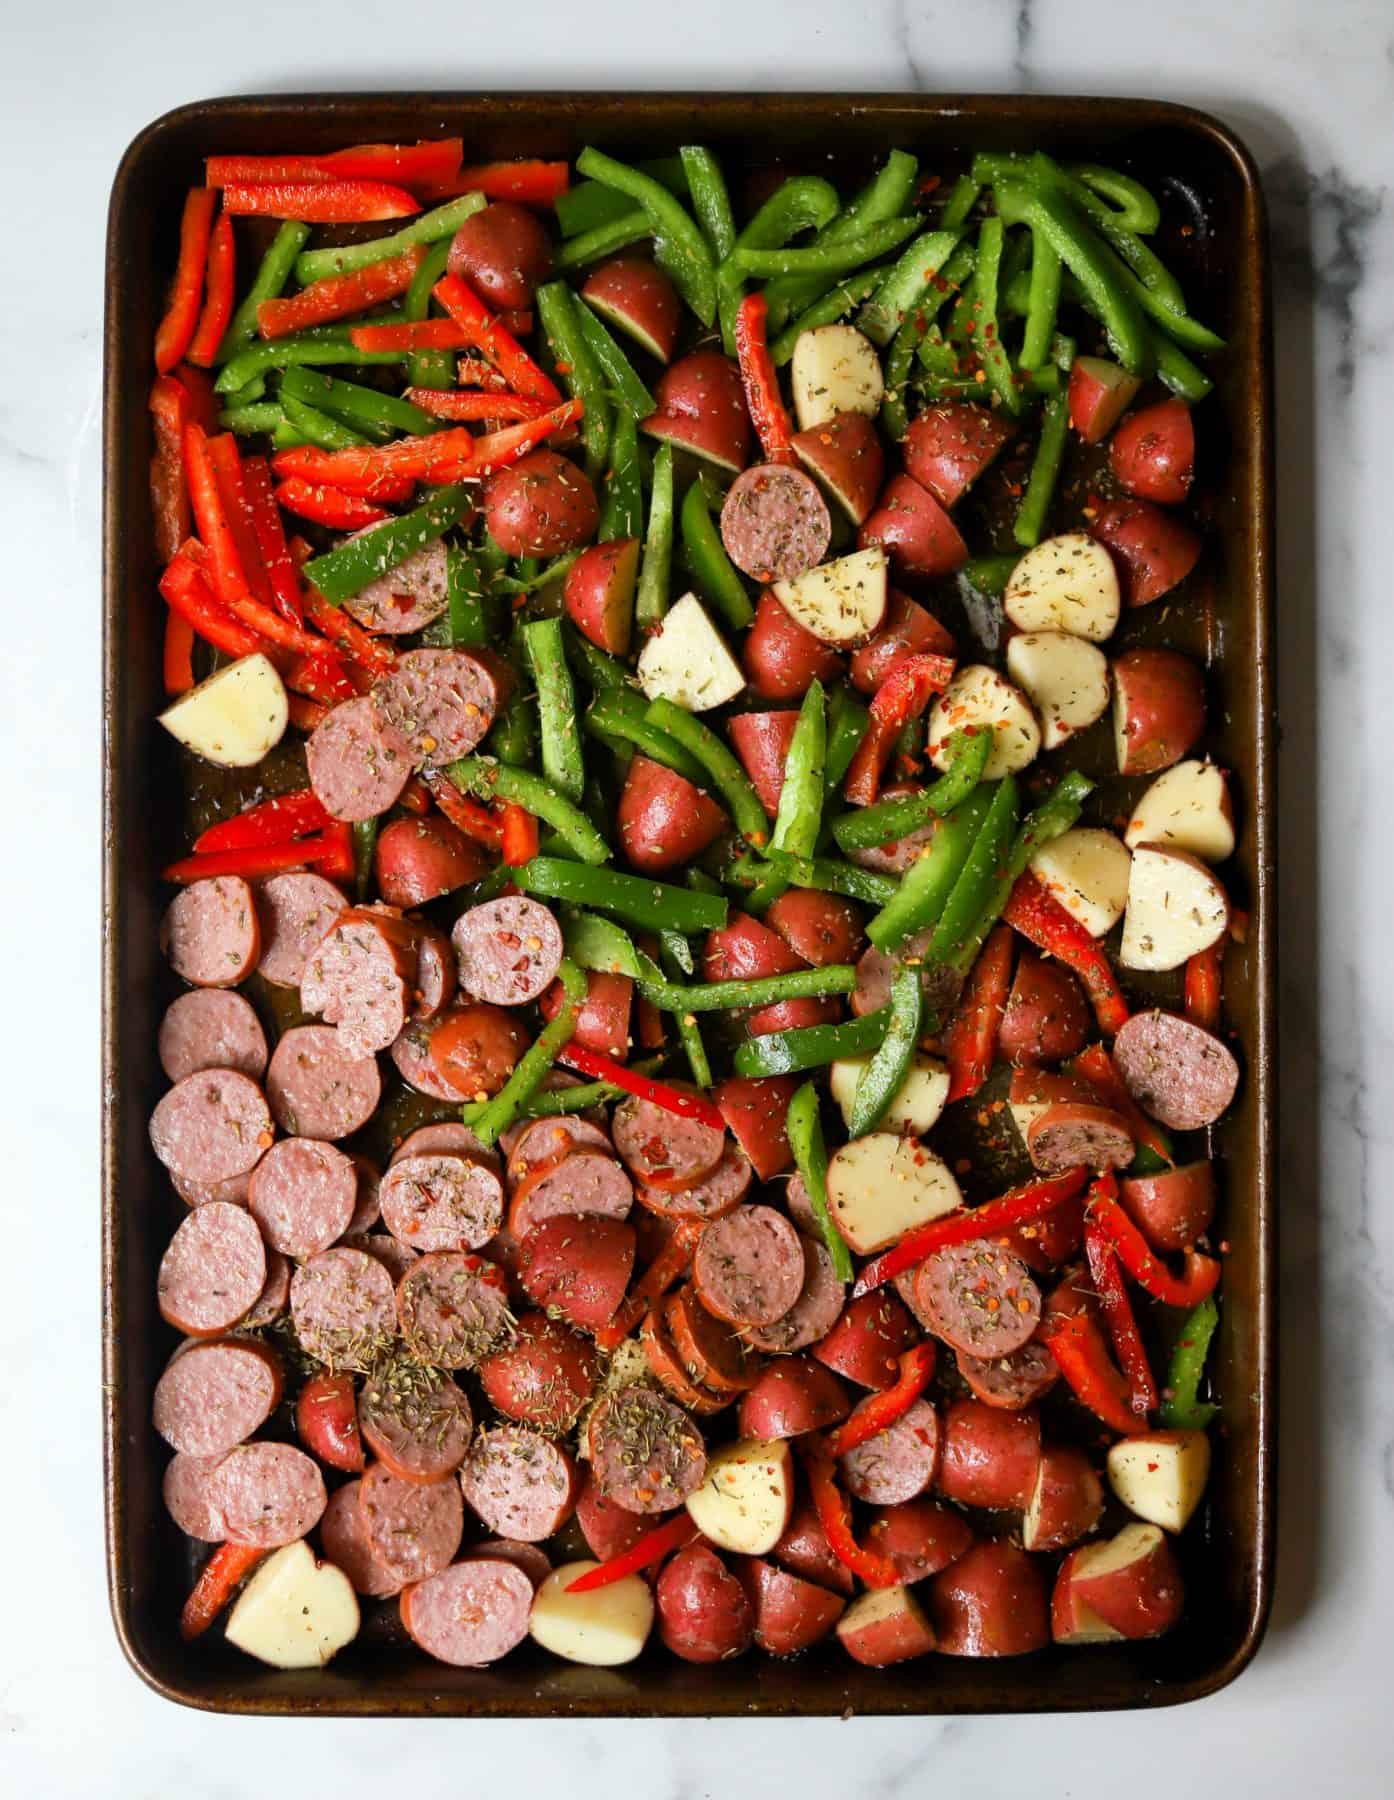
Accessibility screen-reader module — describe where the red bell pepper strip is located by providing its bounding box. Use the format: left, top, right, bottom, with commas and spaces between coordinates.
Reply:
566, 1514, 700, 1593
275, 475, 396, 530
803, 1446, 902, 1589
350, 319, 471, 352
432, 273, 562, 403
827, 1344, 937, 1457
180, 1541, 267, 1642
398, 776, 432, 816
421, 160, 570, 207
470, 401, 584, 473
271, 427, 475, 496
240, 455, 305, 627
194, 789, 332, 854
852, 1167, 1090, 1298
163, 611, 196, 696
595, 1218, 706, 1353
455, 355, 511, 390
1039, 1306, 1138, 1435
174, 362, 221, 430
256, 246, 427, 340
1084, 1205, 1158, 1418
1184, 939, 1224, 1032
404, 387, 555, 423
422, 769, 505, 847
500, 803, 539, 867
220, 179, 419, 222
1002, 871, 1131, 1037
498, 310, 534, 338
163, 830, 351, 884
843, 652, 958, 805
313, 821, 356, 884
1067, 1042, 1174, 1168
271, 448, 417, 506
154, 188, 217, 373
185, 214, 237, 367
301, 591, 396, 675
559, 1047, 727, 1132
208, 140, 464, 191
286, 694, 330, 732
733, 292, 795, 465
1086, 1188, 1221, 1307
159, 555, 264, 660
185, 425, 254, 605
944, 922, 1014, 1103
149, 449, 189, 569
205, 432, 277, 611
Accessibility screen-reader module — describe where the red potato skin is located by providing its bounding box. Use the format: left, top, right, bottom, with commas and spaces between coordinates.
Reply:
483, 449, 600, 556
1119, 1161, 1218, 1253
295, 1371, 364, 1473
849, 591, 956, 695
563, 536, 639, 657
1089, 497, 1202, 607
538, 969, 634, 1059
743, 590, 846, 702
903, 402, 1015, 507
373, 815, 489, 909
773, 1497, 856, 1596
427, 1003, 529, 1100
656, 1545, 755, 1663
935, 1401, 1042, 1511
928, 1541, 1050, 1656
1071, 1529, 1185, 1639
1051, 1550, 1124, 1644
705, 912, 804, 985
746, 997, 841, 1037
518, 1214, 636, 1330
447, 202, 553, 310
736, 1558, 846, 1654
737, 1356, 852, 1440
644, 350, 752, 473
812, 1289, 920, 1389
728, 711, 800, 818
575, 1466, 652, 1564
997, 952, 1091, 1066
865, 1497, 975, 1582
1023, 1444, 1106, 1551
715, 1075, 798, 1180
477, 1312, 599, 1432
1113, 647, 1207, 776
1110, 397, 1195, 505
790, 411, 886, 525
618, 755, 729, 874
764, 889, 865, 969
581, 255, 682, 363
859, 473, 969, 578
1067, 356, 1143, 445
837, 1587, 937, 1666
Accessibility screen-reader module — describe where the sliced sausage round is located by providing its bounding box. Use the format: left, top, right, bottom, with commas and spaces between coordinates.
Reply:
255, 872, 347, 988
458, 1424, 577, 1541
247, 1137, 357, 1258
379, 1152, 505, 1252
342, 534, 450, 635
395, 1250, 514, 1369
1027, 1102, 1135, 1174
720, 463, 831, 582
360, 1362, 474, 1482
392, 1121, 500, 1172
743, 1233, 846, 1353
401, 1557, 533, 1667
913, 1242, 1042, 1360
240, 1248, 291, 1330
390, 1017, 468, 1100
956, 1340, 1059, 1410
664, 1286, 759, 1394
452, 897, 563, 1007
640, 1305, 731, 1416
290, 1246, 398, 1369
588, 1388, 708, 1515
306, 693, 415, 823
162, 1452, 228, 1541
170, 1167, 252, 1209
359, 1461, 464, 1585
693, 1205, 805, 1327
507, 1148, 633, 1238
472, 1538, 552, 1590
209, 1442, 328, 1548
319, 1479, 404, 1598
1112, 1009, 1242, 1131
265, 1022, 381, 1139
635, 1141, 753, 1221
370, 648, 501, 765
149, 1070, 272, 1186
157, 1202, 267, 1337
161, 877, 261, 988
158, 990, 267, 1084
518, 1215, 636, 1331
345, 1232, 419, 1285
506, 1116, 612, 1189
412, 921, 457, 1021
152, 1339, 282, 1459
300, 906, 422, 1059
612, 1092, 725, 1191
345, 1155, 382, 1234
839, 1398, 941, 1505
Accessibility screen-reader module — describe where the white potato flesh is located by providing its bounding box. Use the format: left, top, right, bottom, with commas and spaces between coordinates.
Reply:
829, 1053, 950, 1136
1029, 827, 1132, 938
1005, 631, 1111, 751
1008, 1096, 1050, 1148
1124, 760, 1236, 863
928, 665, 1040, 779
635, 593, 744, 712
158, 653, 288, 768
224, 1540, 360, 1670
772, 546, 888, 646
1118, 843, 1230, 972
791, 324, 885, 431
685, 1437, 794, 1555
529, 1561, 654, 1666
1107, 1431, 1211, 1533
1004, 532, 1121, 642
826, 1134, 963, 1255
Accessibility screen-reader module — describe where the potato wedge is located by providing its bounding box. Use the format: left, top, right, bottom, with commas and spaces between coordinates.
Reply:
829, 1053, 950, 1136
224, 1539, 359, 1670
1124, 760, 1235, 863
928, 664, 1041, 779
791, 324, 884, 431
772, 546, 888, 646
1004, 531, 1121, 642
825, 1133, 962, 1254
1005, 630, 1110, 751
1118, 843, 1230, 972
636, 593, 744, 712
685, 1437, 795, 1554
158, 652, 288, 769
530, 1560, 655, 1665
1029, 827, 1131, 938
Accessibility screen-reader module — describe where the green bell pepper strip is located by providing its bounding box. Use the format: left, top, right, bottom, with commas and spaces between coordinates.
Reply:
770, 680, 827, 860
732, 1008, 890, 1078
831, 728, 992, 854
786, 1084, 854, 1283
1020, 233, 1063, 371
971, 216, 1023, 416
564, 625, 630, 694
576, 147, 718, 326
219, 403, 286, 435
214, 221, 311, 366
661, 935, 713, 1088
960, 554, 1020, 599
680, 477, 753, 630
494, 551, 583, 598
536, 281, 612, 484
303, 485, 473, 602
759, 852, 897, 909
718, 176, 843, 352
1159, 1297, 1220, 1429
737, 861, 792, 917
638, 964, 856, 1017
521, 857, 727, 935
270, 421, 311, 450
1067, 163, 1162, 235
280, 365, 439, 441
494, 1054, 668, 1122
220, 374, 269, 407
215, 323, 409, 393
940, 173, 981, 231
685, 868, 724, 897
485, 638, 539, 768
909, 242, 978, 366
645, 698, 768, 848
599, 406, 645, 543
769, 264, 896, 365
859, 226, 965, 346
522, 617, 585, 802
401, 236, 455, 390
575, 298, 656, 418
679, 146, 737, 263
563, 909, 646, 979
1149, 333, 1215, 403
278, 394, 372, 451
293, 192, 486, 284
660, 925, 695, 977
847, 967, 923, 1138
584, 689, 707, 786
1014, 390, 1070, 549
917, 776, 1020, 974
824, 688, 871, 795
732, 216, 920, 283
865, 786, 994, 953
635, 441, 674, 629
1128, 1142, 1172, 1179
1007, 266, 1213, 399
351, 818, 378, 903
466, 958, 588, 1147
419, 544, 490, 648
554, 210, 652, 270
1052, 330, 1077, 372
556, 157, 687, 238
762, 150, 920, 329
449, 758, 611, 866
880, 307, 923, 442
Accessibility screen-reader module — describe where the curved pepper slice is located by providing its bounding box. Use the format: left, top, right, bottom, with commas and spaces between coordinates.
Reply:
566, 1515, 701, 1593
843, 652, 957, 806
1040, 1307, 1138, 1436
1085, 1189, 1221, 1308
733, 291, 795, 464
827, 1344, 937, 1458
804, 1444, 902, 1589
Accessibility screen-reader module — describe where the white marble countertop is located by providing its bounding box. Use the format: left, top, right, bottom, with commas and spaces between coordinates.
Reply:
4, 1, 1391, 1792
